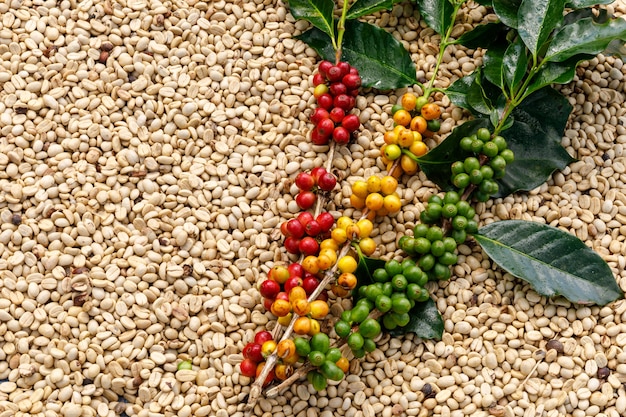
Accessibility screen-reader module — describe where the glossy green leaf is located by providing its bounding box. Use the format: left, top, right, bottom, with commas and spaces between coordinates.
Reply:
288, 0, 335, 40
419, 119, 493, 190
475, 220, 622, 305
517, 0, 567, 57
389, 298, 444, 340
295, 27, 335, 61
341, 20, 418, 89
525, 55, 592, 97
495, 87, 575, 197
454, 22, 508, 49
482, 45, 505, 89
604, 38, 626, 59
545, 17, 626, 62
415, 0, 456, 36
502, 37, 528, 94
446, 71, 478, 112
493, 0, 521, 28
346, 0, 403, 19
561, 7, 610, 28
566, 0, 614, 8
467, 75, 494, 115
354, 254, 385, 302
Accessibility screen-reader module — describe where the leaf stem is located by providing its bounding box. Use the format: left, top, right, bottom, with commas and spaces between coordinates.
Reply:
335, 0, 351, 63
425, 2, 463, 96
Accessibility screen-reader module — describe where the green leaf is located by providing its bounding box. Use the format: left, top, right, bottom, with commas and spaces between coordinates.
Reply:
475, 220, 622, 305
446, 71, 478, 111
566, 0, 614, 8
467, 74, 494, 115
525, 55, 592, 97
415, 0, 456, 36
419, 119, 493, 190
354, 254, 385, 301
346, 0, 403, 20
287, 0, 336, 41
389, 298, 444, 340
495, 87, 575, 197
502, 36, 529, 94
493, 0, 521, 28
340, 20, 418, 89
517, 0, 567, 58
545, 17, 626, 62
295, 27, 336, 61
604, 38, 626, 59
454, 22, 508, 49
482, 45, 505, 89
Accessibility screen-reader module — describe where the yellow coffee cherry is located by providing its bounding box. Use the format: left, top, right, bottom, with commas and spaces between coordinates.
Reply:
366, 176, 381, 193
356, 218, 373, 238
337, 216, 353, 230
351, 180, 369, 199
383, 194, 402, 213
380, 176, 398, 195
359, 237, 377, 256
337, 255, 358, 274
365, 193, 384, 211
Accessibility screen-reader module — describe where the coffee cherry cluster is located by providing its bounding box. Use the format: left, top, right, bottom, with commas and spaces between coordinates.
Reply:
260, 264, 328, 321
294, 167, 338, 210
281, 210, 335, 256
240, 331, 277, 386
293, 333, 350, 391
349, 175, 402, 217
311, 60, 362, 145
455, 127, 514, 202
380, 93, 441, 175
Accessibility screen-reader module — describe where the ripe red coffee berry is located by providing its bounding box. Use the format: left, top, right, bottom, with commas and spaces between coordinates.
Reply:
342, 73, 362, 90
342, 114, 360, 133
284, 276, 304, 294
305, 220, 322, 237
263, 297, 274, 311
311, 108, 329, 125
275, 291, 289, 302
284, 236, 301, 254
316, 212, 335, 231
259, 279, 281, 299
310, 128, 329, 145
288, 263, 304, 278
240, 358, 258, 378
318, 60, 333, 77
286, 218, 305, 238
312, 73, 325, 86
317, 118, 335, 137
254, 331, 273, 345
310, 166, 327, 182
317, 172, 337, 192
332, 126, 351, 144
299, 236, 320, 256
295, 172, 315, 191
329, 107, 345, 124
337, 61, 350, 77
296, 191, 316, 210
327, 65, 343, 82
317, 93, 334, 110
297, 211, 315, 226
334, 94, 353, 111
243, 343, 264, 363
329, 82, 347, 96
302, 276, 321, 295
